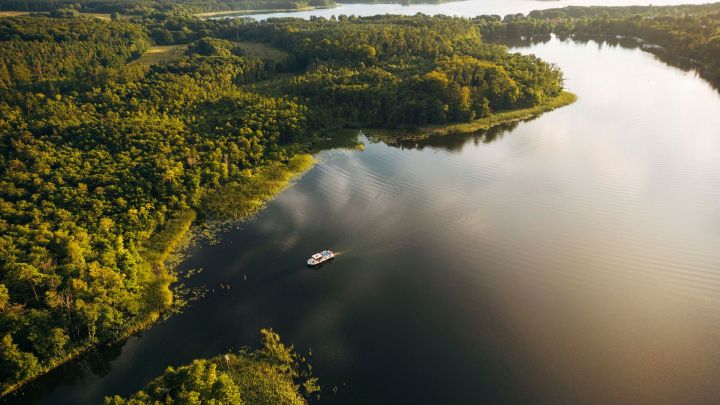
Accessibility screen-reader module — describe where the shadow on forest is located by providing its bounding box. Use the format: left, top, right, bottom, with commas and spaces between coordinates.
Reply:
4, 341, 125, 404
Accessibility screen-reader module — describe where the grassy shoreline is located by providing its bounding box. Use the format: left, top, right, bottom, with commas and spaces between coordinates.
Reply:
367, 91, 577, 143
203, 154, 315, 220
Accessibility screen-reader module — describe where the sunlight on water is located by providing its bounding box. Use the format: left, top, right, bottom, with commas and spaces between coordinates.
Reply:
241, 0, 714, 20
16, 37, 720, 405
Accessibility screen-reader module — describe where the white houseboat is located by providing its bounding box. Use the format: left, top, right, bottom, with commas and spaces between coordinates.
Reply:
307, 250, 334, 267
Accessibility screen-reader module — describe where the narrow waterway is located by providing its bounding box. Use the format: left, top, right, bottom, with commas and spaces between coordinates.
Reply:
13, 36, 720, 404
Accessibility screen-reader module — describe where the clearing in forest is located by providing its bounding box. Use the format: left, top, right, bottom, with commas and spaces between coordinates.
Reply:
80, 12, 112, 20
234, 41, 288, 62
0, 11, 30, 17
129, 45, 188, 66
0, 11, 111, 19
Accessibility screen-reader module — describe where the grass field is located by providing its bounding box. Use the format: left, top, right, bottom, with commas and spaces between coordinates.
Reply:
128, 42, 284, 67
0, 11, 111, 19
0, 11, 31, 17
80, 12, 111, 20
129, 45, 188, 66
234, 41, 289, 61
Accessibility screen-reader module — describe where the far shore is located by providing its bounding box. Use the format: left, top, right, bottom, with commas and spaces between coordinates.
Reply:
195, 5, 336, 18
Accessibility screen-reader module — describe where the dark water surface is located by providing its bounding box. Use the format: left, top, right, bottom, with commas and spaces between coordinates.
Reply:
14, 38, 720, 404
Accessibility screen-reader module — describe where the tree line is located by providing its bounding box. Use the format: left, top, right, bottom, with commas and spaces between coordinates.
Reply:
0, 15, 309, 395
0, 10, 567, 396
0, 17, 150, 88
541, 3, 720, 87
469, 4, 720, 88
0, 0, 335, 14
3, 1, 715, 398
226, 14, 564, 127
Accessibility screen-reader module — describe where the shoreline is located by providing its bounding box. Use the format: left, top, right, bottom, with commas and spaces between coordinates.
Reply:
366, 91, 577, 143
3, 155, 316, 399
0, 314, 160, 399
1, 91, 575, 398
194, 0, 470, 18
195, 5, 336, 18
570, 33, 718, 89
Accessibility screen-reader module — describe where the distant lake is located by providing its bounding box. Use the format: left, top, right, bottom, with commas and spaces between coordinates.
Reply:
239, 0, 714, 20
12, 34, 720, 405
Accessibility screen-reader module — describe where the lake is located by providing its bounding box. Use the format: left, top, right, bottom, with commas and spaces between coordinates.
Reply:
240, 0, 714, 20
12, 27, 720, 405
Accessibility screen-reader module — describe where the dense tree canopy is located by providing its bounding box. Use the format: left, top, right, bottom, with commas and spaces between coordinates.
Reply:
227, 15, 564, 126
472, 3, 720, 88
0, 0, 336, 14
0, 17, 150, 87
0, 16, 311, 396
0, 10, 567, 396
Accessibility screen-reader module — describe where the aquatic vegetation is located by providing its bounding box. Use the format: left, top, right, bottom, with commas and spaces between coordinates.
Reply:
203, 154, 315, 221
104, 329, 319, 404
0, 6, 569, 395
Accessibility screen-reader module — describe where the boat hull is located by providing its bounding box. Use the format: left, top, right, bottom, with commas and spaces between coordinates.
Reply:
307, 255, 334, 267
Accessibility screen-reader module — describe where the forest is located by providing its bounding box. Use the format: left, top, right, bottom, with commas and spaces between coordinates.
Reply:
470, 3, 720, 87
542, 3, 720, 87
104, 329, 319, 404
229, 15, 565, 126
0, 6, 568, 397
0, 0, 335, 14
0, 1, 711, 401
